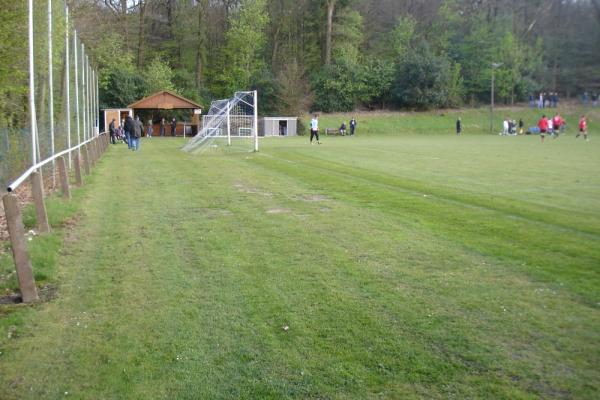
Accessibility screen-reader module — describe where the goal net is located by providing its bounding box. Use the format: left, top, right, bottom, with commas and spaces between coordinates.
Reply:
182, 90, 258, 153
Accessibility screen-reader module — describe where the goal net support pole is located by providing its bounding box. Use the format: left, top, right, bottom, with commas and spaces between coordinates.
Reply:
253, 90, 258, 152
227, 100, 231, 146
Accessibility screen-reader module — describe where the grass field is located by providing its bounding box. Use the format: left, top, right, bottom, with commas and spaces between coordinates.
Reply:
1, 108, 599, 399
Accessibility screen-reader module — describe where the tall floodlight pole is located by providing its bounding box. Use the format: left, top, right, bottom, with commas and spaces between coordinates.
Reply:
253, 90, 258, 152
490, 62, 503, 134
48, 0, 56, 186
65, 6, 71, 167
226, 100, 231, 146
28, 0, 38, 166
74, 31, 81, 151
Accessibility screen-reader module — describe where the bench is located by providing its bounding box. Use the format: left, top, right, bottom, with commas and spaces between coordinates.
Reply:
326, 128, 346, 136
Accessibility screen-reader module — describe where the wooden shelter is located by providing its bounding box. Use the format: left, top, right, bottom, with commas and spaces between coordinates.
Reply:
128, 91, 203, 137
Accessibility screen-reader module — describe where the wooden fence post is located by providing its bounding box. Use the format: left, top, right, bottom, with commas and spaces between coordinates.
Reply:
30, 171, 50, 234
2, 193, 39, 303
74, 151, 83, 186
83, 145, 91, 175
57, 156, 71, 199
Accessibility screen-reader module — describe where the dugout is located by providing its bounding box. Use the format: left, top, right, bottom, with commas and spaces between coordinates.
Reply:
260, 117, 298, 137
102, 108, 133, 132
127, 91, 203, 136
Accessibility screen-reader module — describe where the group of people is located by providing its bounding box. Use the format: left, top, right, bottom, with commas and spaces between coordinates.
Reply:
530, 92, 560, 109
338, 118, 357, 136
108, 116, 180, 151
309, 115, 357, 144
537, 114, 588, 143
582, 92, 599, 107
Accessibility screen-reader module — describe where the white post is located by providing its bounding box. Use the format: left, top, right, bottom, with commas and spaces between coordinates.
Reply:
95, 71, 99, 134
81, 44, 86, 141
227, 100, 231, 146
86, 55, 90, 139
253, 90, 258, 152
73, 31, 81, 152
65, 6, 71, 168
28, 0, 38, 166
48, 0, 56, 187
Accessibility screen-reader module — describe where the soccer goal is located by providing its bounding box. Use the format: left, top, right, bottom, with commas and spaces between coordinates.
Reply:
182, 90, 258, 153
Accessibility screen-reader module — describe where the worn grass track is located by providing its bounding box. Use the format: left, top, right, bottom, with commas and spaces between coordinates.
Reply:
0, 131, 599, 399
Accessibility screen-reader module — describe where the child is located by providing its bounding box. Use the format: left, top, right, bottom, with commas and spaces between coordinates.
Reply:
538, 115, 548, 143
576, 115, 588, 141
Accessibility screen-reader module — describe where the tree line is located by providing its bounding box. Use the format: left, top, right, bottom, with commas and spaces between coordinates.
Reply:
66, 0, 600, 114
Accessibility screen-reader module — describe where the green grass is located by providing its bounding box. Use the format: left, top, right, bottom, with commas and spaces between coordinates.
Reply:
0, 108, 599, 399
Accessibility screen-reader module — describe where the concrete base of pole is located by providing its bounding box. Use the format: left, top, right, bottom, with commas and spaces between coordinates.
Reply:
2, 194, 39, 303
57, 156, 71, 199
74, 152, 83, 186
83, 145, 91, 175
31, 171, 50, 234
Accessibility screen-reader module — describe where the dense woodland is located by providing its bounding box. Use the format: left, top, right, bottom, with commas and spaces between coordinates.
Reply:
63, 0, 600, 115
1, 0, 600, 120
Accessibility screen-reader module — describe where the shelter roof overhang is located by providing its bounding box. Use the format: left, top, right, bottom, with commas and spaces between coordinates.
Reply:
128, 90, 203, 110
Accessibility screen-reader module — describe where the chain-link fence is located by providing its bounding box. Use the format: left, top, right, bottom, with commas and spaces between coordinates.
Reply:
0, 0, 99, 193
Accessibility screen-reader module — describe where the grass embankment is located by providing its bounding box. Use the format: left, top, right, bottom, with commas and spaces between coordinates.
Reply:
307, 104, 599, 136
0, 108, 599, 398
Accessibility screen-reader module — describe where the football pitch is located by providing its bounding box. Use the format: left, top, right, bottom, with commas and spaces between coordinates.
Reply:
1, 131, 599, 398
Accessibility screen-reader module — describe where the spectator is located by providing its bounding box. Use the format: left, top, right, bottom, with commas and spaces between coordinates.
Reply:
171, 118, 177, 137
456, 117, 462, 135
350, 117, 357, 135
131, 116, 142, 151
340, 122, 347, 136
124, 115, 135, 149
109, 118, 116, 144
529, 94, 535, 108
146, 119, 153, 139
160, 118, 166, 136
518, 118, 524, 135
592, 93, 598, 108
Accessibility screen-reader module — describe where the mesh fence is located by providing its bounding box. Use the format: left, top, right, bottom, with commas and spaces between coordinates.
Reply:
0, 0, 97, 192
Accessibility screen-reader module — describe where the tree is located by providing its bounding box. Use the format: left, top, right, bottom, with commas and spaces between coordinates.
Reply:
390, 41, 452, 109
216, 0, 270, 96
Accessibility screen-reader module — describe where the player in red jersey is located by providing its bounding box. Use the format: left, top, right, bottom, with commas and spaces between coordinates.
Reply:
576, 115, 588, 141
538, 115, 548, 143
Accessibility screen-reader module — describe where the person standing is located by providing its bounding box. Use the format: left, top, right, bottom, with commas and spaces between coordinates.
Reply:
538, 115, 548, 143
518, 118, 524, 135
171, 118, 177, 137
350, 117, 357, 136
310, 115, 321, 144
576, 115, 588, 141
160, 118, 165, 136
456, 117, 462, 135
124, 115, 135, 149
552, 114, 563, 138
131, 116, 142, 151
146, 119, 153, 139
109, 118, 116, 144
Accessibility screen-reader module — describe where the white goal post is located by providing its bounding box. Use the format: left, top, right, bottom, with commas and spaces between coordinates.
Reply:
182, 90, 258, 153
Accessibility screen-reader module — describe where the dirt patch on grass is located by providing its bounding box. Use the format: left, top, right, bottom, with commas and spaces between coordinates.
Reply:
266, 208, 291, 214
233, 183, 273, 197
296, 194, 329, 202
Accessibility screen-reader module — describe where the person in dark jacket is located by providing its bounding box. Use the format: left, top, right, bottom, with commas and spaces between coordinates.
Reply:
131, 116, 143, 151
171, 118, 177, 137
109, 118, 116, 144
349, 118, 356, 136
456, 117, 462, 135
124, 115, 135, 149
